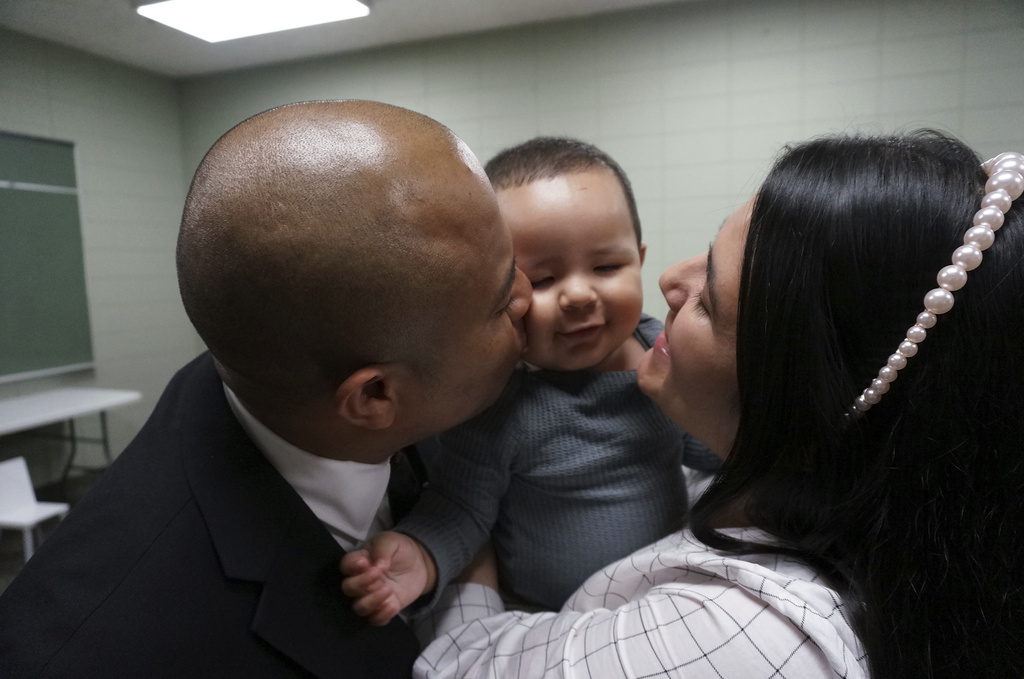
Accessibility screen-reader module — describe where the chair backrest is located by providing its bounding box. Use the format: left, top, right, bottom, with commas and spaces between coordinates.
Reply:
0, 456, 39, 514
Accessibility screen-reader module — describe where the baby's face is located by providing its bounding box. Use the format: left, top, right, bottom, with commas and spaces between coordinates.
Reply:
496, 168, 645, 372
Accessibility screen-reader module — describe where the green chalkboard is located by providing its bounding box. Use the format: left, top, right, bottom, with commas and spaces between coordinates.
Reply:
0, 132, 93, 383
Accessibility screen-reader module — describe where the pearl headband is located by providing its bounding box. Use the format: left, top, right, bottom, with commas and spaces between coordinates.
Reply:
851, 151, 1024, 417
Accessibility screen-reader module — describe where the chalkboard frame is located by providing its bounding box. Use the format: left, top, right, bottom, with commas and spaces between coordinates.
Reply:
0, 131, 94, 384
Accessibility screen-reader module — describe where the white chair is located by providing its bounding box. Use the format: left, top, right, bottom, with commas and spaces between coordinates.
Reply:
0, 456, 70, 563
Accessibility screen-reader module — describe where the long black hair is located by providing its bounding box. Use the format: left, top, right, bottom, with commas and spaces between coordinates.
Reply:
690, 130, 1024, 677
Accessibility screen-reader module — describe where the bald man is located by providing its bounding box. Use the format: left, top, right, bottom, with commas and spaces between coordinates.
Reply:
0, 102, 530, 678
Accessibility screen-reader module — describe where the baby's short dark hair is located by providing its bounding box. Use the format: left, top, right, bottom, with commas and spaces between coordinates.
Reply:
484, 137, 641, 246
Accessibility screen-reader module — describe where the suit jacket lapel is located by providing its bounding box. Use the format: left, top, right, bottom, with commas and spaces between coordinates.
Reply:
253, 527, 420, 677
180, 355, 419, 677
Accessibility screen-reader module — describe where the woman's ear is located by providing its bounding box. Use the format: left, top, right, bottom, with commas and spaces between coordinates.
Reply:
334, 366, 398, 430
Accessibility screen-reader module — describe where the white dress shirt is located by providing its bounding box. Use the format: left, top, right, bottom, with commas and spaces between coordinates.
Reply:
224, 385, 393, 551
414, 528, 868, 679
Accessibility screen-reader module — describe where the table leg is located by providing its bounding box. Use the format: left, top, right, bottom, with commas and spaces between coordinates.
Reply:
60, 419, 78, 483
99, 411, 112, 464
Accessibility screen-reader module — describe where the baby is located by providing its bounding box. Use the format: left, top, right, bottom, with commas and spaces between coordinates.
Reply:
342, 137, 717, 624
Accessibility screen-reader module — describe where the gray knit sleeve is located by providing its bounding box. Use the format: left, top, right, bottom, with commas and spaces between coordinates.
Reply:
395, 379, 521, 613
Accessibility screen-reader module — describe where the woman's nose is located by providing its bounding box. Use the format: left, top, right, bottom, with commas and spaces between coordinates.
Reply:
659, 253, 705, 311
558, 276, 597, 310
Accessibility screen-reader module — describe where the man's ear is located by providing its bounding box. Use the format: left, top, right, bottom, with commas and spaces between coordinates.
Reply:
334, 366, 399, 430
639, 242, 647, 266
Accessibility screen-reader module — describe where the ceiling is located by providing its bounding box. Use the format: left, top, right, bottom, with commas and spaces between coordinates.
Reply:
0, 0, 696, 79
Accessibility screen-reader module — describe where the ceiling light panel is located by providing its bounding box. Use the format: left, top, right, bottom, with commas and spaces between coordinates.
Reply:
136, 0, 370, 42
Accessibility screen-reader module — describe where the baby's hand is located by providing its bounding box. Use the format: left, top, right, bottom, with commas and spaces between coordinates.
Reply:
340, 547, 401, 625
340, 531, 437, 626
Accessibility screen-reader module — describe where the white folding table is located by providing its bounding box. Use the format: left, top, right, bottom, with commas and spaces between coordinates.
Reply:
0, 388, 141, 481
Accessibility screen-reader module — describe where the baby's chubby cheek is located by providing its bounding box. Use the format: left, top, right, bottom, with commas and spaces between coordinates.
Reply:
522, 303, 561, 350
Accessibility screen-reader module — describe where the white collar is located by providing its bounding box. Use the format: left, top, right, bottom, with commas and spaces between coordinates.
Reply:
223, 385, 392, 548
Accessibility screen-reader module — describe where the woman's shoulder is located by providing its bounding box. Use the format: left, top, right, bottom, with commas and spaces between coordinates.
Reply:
569, 529, 828, 606
573, 529, 825, 592
570, 529, 868, 678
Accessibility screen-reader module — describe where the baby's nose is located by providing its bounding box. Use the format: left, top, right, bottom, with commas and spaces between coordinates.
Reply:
559, 277, 597, 309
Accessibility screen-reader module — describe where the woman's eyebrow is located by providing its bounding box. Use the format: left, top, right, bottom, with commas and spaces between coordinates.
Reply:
705, 240, 719, 317
704, 216, 730, 317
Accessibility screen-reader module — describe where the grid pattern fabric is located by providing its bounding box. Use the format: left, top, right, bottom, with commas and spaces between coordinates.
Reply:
415, 529, 868, 678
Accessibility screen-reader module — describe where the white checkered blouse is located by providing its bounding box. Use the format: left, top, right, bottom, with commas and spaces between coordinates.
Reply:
414, 528, 868, 678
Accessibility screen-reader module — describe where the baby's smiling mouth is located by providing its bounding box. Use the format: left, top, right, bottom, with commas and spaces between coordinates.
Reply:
559, 324, 602, 342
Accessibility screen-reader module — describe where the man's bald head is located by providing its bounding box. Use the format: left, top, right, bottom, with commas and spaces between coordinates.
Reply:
177, 101, 500, 410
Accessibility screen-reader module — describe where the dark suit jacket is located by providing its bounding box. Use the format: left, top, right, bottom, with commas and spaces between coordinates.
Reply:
0, 353, 421, 678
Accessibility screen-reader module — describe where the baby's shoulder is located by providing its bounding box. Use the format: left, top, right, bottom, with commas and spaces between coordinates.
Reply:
635, 313, 664, 347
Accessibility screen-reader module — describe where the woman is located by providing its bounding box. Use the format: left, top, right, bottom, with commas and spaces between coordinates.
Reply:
413, 131, 1024, 678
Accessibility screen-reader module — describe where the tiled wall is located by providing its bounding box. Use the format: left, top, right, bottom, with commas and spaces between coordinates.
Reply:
0, 29, 197, 481
178, 0, 1024, 323
3, 0, 1023, 482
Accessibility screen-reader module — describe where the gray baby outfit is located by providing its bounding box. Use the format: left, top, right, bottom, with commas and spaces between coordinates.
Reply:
399, 314, 716, 611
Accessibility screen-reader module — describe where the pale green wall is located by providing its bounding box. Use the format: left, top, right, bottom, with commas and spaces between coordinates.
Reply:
2, 0, 1023, 483
0, 28, 195, 481
177, 0, 1024, 323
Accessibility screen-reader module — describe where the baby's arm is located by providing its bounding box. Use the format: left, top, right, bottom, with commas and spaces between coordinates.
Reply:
341, 531, 437, 626
347, 384, 520, 623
